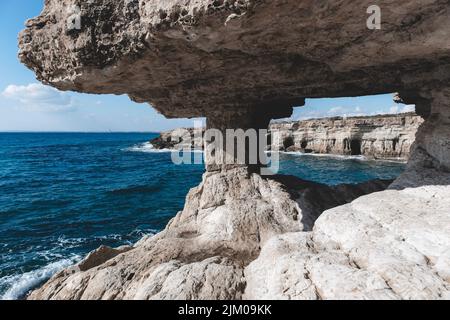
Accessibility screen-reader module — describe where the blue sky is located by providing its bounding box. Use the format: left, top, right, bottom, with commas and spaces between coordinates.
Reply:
0, 1, 413, 132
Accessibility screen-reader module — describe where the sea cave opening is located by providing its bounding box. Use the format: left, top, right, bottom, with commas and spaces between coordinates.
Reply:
283, 136, 295, 150
350, 139, 362, 156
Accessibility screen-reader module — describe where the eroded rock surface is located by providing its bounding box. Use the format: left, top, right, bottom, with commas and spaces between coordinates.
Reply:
77, 245, 133, 272
392, 90, 450, 189
245, 186, 450, 300
18, 0, 450, 118
27, 170, 390, 300
151, 127, 205, 151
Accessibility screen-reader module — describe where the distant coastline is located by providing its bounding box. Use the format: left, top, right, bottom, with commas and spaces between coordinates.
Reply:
150, 112, 422, 161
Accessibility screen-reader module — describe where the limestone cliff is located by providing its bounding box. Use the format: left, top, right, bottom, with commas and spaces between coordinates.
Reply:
19, 0, 450, 300
271, 113, 423, 160
151, 113, 423, 161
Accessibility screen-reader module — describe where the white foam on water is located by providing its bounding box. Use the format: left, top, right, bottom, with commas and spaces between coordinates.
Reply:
278, 151, 407, 163
265, 150, 368, 160
56, 229, 158, 248
0, 255, 81, 300
280, 151, 368, 161
124, 142, 172, 153
124, 142, 204, 154
126, 144, 404, 166
0, 228, 160, 300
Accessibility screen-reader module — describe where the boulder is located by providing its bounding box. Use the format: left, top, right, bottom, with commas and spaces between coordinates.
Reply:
245, 186, 450, 300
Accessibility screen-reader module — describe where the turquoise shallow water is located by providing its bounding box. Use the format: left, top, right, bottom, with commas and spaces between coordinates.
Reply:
0, 133, 405, 299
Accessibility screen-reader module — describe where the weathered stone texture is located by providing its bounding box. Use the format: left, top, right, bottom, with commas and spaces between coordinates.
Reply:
19, 0, 450, 300
19, 0, 450, 118
27, 170, 390, 300
245, 186, 450, 300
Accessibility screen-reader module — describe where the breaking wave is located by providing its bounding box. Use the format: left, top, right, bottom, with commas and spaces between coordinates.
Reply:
124, 142, 174, 153
0, 256, 81, 300
124, 142, 204, 154
0, 228, 158, 300
280, 151, 368, 161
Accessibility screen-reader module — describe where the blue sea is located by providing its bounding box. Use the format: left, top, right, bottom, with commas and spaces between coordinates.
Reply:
0, 133, 406, 299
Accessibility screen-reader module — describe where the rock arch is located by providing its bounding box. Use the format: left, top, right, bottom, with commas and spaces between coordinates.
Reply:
19, 0, 450, 184
19, 0, 450, 300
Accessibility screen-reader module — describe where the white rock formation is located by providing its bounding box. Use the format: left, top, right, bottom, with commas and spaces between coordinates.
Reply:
27, 169, 391, 300
151, 113, 423, 161
270, 113, 423, 160
244, 186, 450, 300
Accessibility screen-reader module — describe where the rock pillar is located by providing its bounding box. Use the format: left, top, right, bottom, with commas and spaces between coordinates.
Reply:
204, 103, 298, 173
392, 88, 450, 188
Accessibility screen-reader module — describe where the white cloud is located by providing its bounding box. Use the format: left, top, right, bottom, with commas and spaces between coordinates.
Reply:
293, 105, 379, 121
388, 104, 415, 114
389, 105, 399, 114
320, 106, 363, 118
327, 106, 345, 115
2, 83, 76, 113
401, 104, 415, 113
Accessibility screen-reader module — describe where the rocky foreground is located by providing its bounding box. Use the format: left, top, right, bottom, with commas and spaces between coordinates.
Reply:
29, 173, 395, 300
27, 171, 450, 300
151, 113, 423, 160
19, 0, 450, 300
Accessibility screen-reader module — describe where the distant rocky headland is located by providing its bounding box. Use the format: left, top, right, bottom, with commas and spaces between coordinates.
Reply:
151, 113, 423, 161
